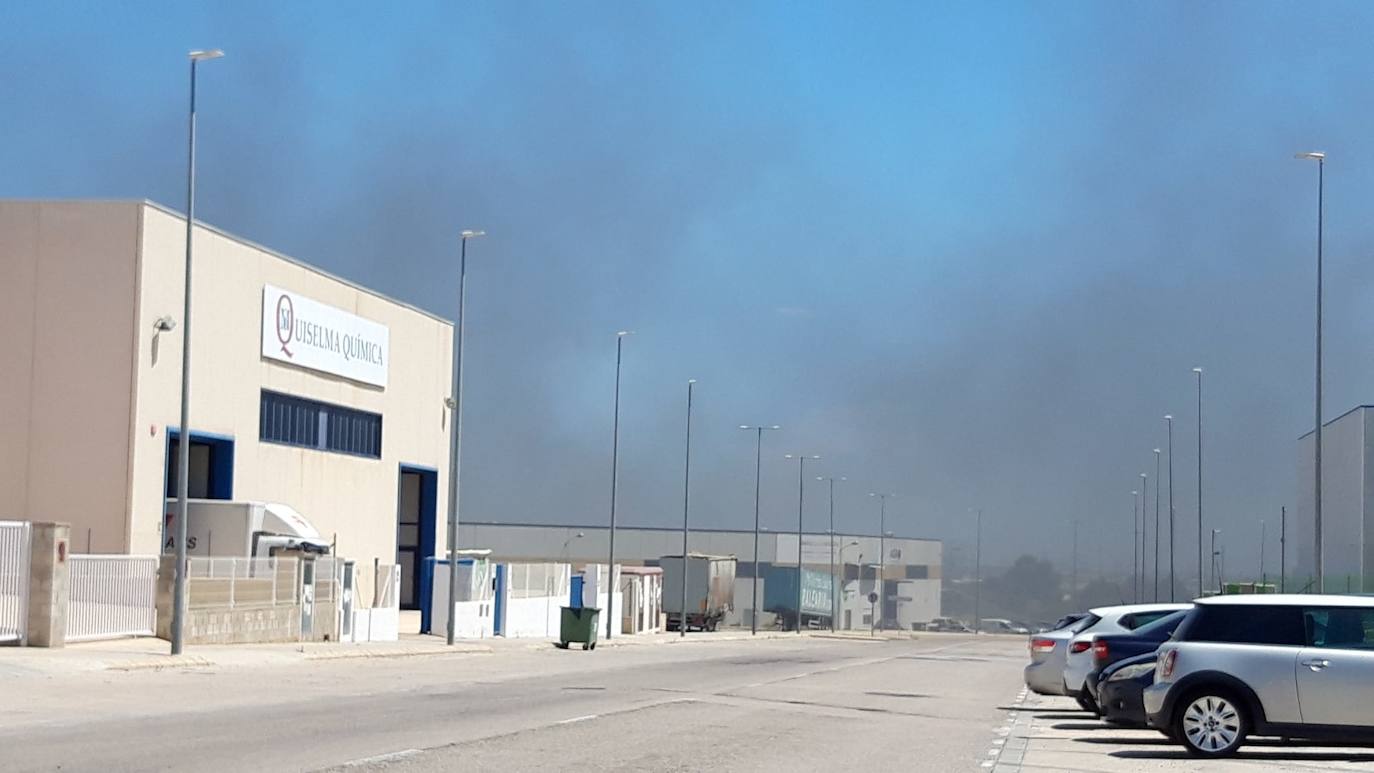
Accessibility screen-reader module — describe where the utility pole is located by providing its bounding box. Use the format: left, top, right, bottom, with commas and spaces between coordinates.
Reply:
1132, 490, 1140, 603
1166, 415, 1176, 602
1153, 449, 1162, 602
1259, 519, 1267, 586
974, 508, 983, 635
605, 331, 632, 641
1071, 520, 1079, 607
1194, 367, 1204, 600
678, 380, 695, 638
1280, 506, 1287, 593
446, 228, 485, 646
740, 425, 780, 635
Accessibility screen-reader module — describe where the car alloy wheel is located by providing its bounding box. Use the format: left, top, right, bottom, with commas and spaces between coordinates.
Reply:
1178, 693, 1245, 756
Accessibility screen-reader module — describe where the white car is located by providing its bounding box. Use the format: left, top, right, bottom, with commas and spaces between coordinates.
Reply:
1062, 603, 1191, 711
1025, 603, 1189, 710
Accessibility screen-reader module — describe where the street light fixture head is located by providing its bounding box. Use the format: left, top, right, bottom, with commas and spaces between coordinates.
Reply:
1132, 490, 1138, 496
460, 229, 486, 239
153, 315, 177, 332
1193, 367, 1203, 373
1295, 151, 1326, 160
1154, 448, 1162, 454
1164, 414, 1173, 421
1141, 473, 1147, 479
739, 425, 751, 430
687, 379, 696, 384
616, 330, 634, 337
189, 49, 224, 60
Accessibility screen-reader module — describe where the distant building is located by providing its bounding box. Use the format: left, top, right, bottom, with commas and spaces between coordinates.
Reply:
460, 521, 942, 630
1296, 405, 1374, 593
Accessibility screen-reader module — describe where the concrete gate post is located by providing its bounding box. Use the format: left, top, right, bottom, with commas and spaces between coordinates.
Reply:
26, 522, 71, 647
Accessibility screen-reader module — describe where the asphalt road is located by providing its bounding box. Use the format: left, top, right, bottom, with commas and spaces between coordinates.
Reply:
0, 634, 1025, 772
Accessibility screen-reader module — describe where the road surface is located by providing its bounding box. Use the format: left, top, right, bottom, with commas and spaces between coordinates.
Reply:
1, 633, 1023, 772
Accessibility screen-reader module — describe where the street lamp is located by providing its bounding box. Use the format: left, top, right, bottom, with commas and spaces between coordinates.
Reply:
1153, 448, 1161, 602
445, 228, 485, 646
606, 330, 632, 640
1194, 367, 1204, 600
1211, 528, 1223, 594
869, 493, 893, 630
1165, 415, 1176, 601
1296, 150, 1325, 592
678, 380, 696, 638
171, 47, 224, 657
1131, 490, 1140, 604
970, 508, 983, 634
740, 424, 780, 635
785, 454, 820, 633
559, 532, 585, 562
818, 475, 846, 632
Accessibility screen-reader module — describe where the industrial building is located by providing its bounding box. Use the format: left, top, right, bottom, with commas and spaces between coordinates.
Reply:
460, 522, 942, 630
1297, 405, 1374, 593
1, 200, 455, 608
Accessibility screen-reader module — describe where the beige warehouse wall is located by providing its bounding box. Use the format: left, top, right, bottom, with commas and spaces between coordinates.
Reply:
0, 201, 140, 551
129, 205, 454, 589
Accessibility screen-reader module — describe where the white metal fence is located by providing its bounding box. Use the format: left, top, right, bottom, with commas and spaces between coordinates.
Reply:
187, 557, 299, 609
66, 555, 158, 642
0, 521, 31, 644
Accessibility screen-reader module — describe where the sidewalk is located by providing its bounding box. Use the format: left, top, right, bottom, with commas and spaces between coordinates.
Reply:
0, 627, 834, 679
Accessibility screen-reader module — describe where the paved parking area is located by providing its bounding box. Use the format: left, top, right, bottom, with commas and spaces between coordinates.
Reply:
1000, 693, 1374, 772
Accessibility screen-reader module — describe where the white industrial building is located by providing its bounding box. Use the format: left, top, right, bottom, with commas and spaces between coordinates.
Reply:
1297, 405, 1374, 593
460, 522, 942, 630
1, 200, 455, 610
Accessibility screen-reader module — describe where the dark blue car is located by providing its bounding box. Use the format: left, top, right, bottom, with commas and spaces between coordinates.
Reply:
1081, 608, 1187, 711
1096, 652, 1157, 726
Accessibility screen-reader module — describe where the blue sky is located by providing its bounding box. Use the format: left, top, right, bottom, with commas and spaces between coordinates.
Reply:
6, 1, 1374, 581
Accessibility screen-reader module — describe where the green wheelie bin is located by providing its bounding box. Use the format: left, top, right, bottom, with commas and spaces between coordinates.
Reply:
558, 606, 600, 650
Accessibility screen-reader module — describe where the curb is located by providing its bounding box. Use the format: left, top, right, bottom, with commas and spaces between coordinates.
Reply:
106, 656, 213, 672
304, 645, 493, 661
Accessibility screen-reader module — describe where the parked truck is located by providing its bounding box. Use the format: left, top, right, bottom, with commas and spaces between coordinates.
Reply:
764, 566, 834, 630
661, 554, 737, 632
162, 499, 331, 557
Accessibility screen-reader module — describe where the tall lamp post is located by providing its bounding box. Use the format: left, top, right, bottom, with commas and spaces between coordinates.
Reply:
785, 455, 820, 633
869, 493, 893, 630
445, 228, 485, 646
1193, 367, 1204, 599
1210, 528, 1223, 594
740, 425, 780, 634
1132, 490, 1140, 603
818, 475, 846, 632
605, 331, 632, 640
678, 380, 696, 638
1165, 415, 1176, 601
1280, 506, 1287, 593
972, 508, 983, 634
171, 48, 224, 657
1296, 150, 1326, 592
1153, 448, 1162, 601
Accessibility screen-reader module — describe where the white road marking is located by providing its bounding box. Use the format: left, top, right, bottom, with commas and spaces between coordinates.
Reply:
557, 714, 599, 725
338, 749, 421, 767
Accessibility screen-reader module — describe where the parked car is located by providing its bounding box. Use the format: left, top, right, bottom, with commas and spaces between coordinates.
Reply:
1081, 609, 1190, 709
1025, 602, 1188, 712
925, 617, 973, 632
1061, 603, 1190, 712
1096, 652, 1157, 727
1023, 612, 1100, 698
1145, 594, 1374, 757
981, 618, 1030, 635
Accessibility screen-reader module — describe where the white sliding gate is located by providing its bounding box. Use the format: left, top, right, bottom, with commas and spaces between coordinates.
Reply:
66, 555, 158, 642
0, 521, 31, 644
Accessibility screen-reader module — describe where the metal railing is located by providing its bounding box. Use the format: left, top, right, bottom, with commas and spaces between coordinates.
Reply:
66, 554, 157, 641
187, 556, 299, 609
0, 521, 31, 643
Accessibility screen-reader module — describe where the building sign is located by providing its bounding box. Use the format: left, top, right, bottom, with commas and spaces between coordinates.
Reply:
261, 285, 389, 388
